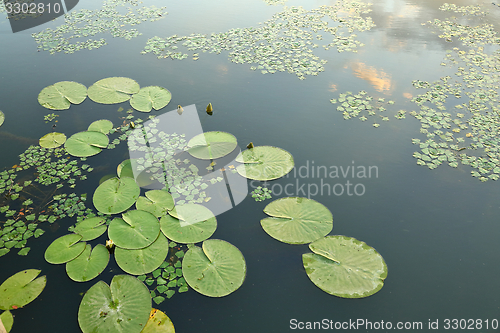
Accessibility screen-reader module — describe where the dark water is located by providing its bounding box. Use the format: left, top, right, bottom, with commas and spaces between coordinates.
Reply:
1, 0, 500, 332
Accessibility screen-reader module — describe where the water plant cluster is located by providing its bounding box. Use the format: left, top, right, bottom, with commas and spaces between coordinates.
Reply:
142, 3, 375, 79
251, 186, 272, 201
31, 0, 168, 54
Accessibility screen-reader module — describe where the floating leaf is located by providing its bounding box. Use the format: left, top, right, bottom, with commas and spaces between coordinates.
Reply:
87, 77, 140, 104
187, 131, 237, 160
65, 131, 109, 157
303, 236, 387, 298
261, 197, 333, 244
141, 309, 175, 333
0, 269, 46, 310
39, 132, 67, 149
45, 234, 86, 264
93, 177, 140, 215
38, 81, 87, 110
88, 119, 114, 135
0, 111, 4, 127
115, 233, 169, 275
78, 275, 151, 333
66, 244, 109, 282
236, 146, 294, 180
73, 217, 107, 241
130, 86, 172, 112
182, 239, 246, 297
0, 310, 13, 332
136, 190, 174, 217
108, 210, 160, 250
160, 204, 216, 244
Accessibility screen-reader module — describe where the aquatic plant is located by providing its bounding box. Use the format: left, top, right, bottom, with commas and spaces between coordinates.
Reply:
236, 146, 294, 180
0, 111, 4, 127
38, 81, 87, 110
250, 186, 272, 202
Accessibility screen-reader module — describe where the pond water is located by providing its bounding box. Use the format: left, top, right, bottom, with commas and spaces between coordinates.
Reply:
1, 0, 500, 332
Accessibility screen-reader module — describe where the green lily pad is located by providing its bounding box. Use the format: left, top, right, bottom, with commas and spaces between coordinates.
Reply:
65, 131, 109, 157
160, 204, 216, 244
302, 236, 388, 298
87, 77, 140, 104
117, 160, 154, 187
141, 309, 175, 333
93, 177, 140, 215
88, 119, 114, 135
66, 244, 109, 282
0, 310, 13, 332
73, 217, 108, 241
44, 234, 86, 264
136, 190, 174, 217
38, 81, 87, 110
0, 110, 4, 127
130, 86, 172, 112
187, 131, 237, 160
236, 146, 294, 180
0, 269, 46, 310
78, 275, 151, 333
182, 239, 246, 297
108, 210, 160, 249
115, 232, 169, 275
39, 132, 67, 149
261, 197, 333, 244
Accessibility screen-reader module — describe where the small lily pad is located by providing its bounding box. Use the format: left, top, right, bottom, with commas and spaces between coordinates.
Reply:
136, 190, 175, 217
0, 310, 13, 332
236, 146, 294, 180
0, 269, 46, 310
39, 132, 67, 149
66, 244, 109, 282
45, 234, 86, 264
93, 177, 140, 215
87, 77, 140, 104
73, 217, 107, 241
0, 111, 5, 127
88, 119, 114, 135
187, 131, 237, 160
160, 204, 216, 244
141, 309, 175, 333
108, 210, 160, 250
78, 275, 151, 333
130, 86, 172, 112
65, 131, 109, 157
38, 81, 87, 110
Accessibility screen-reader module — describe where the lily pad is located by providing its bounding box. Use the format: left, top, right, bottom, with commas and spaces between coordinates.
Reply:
88, 119, 114, 135
78, 275, 151, 333
73, 217, 108, 241
114, 232, 169, 275
108, 210, 160, 249
0, 269, 46, 310
236, 146, 294, 180
66, 244, 109, 282
87, 77, 140, 104
182, 239, 246, 297
187, 131, 237, 160
141, 309, 175, 333
261, 197, 333, 244
136, 190, 174, 218
44, 234, 86, 264
93, 177, 140, 215
0, 111, 4, 127
302, 236, 387, 298
38, 81, 87, 110
39, 132, 67, 149
117, 160, 154, 187
130, 86, 172, 112
65, 131, 109, 157
0, 310, 13, 332
160, 204, 216, 244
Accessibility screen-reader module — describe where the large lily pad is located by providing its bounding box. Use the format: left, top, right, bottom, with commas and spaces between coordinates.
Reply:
236, 146, 294, 180
302, 236, 388, 298
78, 275, 151, 333
66, 244, 109, 282
73, 217, 107, 241
130, 86, 172, 112
0, 310, 13, 332
182, 239, 246, 297
187, 131, 237, 160
114, 232, 169, 275
38, 81, 87, 110
0, 111, 4, 127
160, 204, 216, 244
88, 119, 114, 135
0, 269, 46, 310
136, 190, 174, 217
93, 177, 140, 215
39, 132, 67, 148
108, 210, 160, 249
45, 234, 86, 264
261, 197, 333, 244
87, 77, 140, 104
141, 309, 175, 333
65, 131, 109, 157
